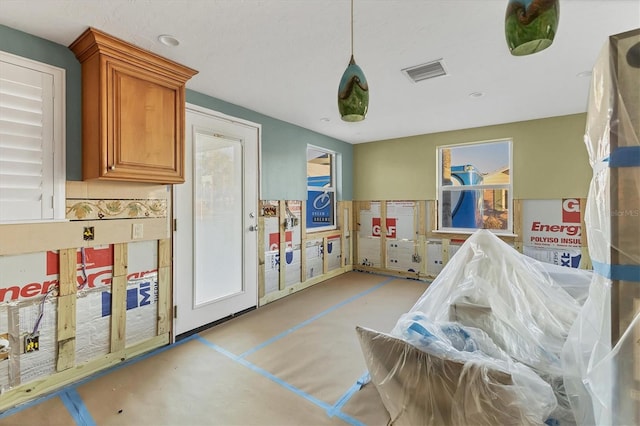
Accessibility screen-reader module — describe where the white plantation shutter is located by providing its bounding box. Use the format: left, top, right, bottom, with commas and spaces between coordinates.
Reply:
0, 52, 64, 222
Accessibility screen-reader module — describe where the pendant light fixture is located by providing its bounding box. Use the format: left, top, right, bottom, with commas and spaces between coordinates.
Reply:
338, 0, 369, 122
505, 0, 559, 56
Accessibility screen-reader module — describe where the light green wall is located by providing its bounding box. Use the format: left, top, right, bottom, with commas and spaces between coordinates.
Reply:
0, 24, 353, 201
354, 113, 591, 200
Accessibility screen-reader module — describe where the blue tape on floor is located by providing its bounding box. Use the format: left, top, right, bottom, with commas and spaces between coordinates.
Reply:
328, 371, 370, 417
239, 277, 396, 359
60, 389, 96, 426
195, 335, 365, 426
0, 334, 199, 420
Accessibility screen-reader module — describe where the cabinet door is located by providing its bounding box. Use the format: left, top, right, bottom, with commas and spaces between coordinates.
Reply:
106, 59, 185, 183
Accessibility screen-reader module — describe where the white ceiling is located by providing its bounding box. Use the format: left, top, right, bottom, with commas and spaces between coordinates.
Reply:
1, 0, 638, 144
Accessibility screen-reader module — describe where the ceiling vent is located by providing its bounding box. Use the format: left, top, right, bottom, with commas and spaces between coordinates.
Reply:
402, 59, 447, 83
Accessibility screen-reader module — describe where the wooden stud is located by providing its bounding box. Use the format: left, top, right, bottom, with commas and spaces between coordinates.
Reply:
513, 199, 523, 252
322, 237, 329, 275
279, 201, 286, 291
418, 201, 427, 276
157, 239, 171, 336
110, 243, 128, 353
258, 215, 266, 299
56, 248, 77, 372
300, 201, 307, 283
442, 238, 450, 265
380, 201, 387, 269
58, 248, 77, 296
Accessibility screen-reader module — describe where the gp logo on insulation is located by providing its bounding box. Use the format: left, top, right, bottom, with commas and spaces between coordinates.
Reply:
100, 279, 158, 317
562, 198, 580, 223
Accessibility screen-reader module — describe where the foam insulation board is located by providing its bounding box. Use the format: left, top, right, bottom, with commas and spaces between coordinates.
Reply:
124, 274, 158, 348
358, 202, 381, 238
19, 297, 57, 385
0, 307, 9, 393
426, 240, 445, 276
386, 201, 416, 240
358, 237, 382, 268
306, 239, 324, 279
284, 248, 302, 287
326, 236, 341, 271
523, 246, 583, 269
264, 251, 279, 294
386, 240, 421, 272
75, 289, 110, 365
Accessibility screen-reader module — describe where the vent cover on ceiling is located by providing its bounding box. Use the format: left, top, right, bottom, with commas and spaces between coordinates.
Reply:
402, 59, 447, 83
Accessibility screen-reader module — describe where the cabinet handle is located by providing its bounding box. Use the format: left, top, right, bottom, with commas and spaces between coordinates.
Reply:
110, 165, 116, 171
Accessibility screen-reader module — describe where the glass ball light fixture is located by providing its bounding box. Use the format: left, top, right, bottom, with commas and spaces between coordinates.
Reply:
505, 0, 559, 56
338, 0, 369, 121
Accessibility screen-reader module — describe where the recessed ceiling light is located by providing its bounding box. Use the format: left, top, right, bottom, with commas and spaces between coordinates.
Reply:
469, 92, 484, 98
576, 70, 592, 78
158, 34, 179, 47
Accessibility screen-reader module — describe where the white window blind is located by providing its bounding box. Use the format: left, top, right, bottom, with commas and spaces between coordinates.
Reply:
0, 51, 65, 222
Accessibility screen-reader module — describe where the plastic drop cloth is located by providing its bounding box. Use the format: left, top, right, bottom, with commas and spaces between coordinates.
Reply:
561, 30, 640, 426
357, 229, 592, 425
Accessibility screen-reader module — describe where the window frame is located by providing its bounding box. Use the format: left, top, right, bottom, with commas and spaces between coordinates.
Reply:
0, 50, 66, 224
306, 145, 337, 233
436, 139, 513, 235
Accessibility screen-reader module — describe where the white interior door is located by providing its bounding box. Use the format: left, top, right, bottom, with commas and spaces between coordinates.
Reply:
174, 104, 259, 336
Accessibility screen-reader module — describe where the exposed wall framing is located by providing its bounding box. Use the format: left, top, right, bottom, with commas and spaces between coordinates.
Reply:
353, 199, 591, 280
258, 200, 352, 305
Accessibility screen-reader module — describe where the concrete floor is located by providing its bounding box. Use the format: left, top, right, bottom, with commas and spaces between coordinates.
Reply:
0, 272, 428, 425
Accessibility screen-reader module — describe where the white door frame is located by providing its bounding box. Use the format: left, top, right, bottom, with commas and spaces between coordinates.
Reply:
172, 103, 261, 341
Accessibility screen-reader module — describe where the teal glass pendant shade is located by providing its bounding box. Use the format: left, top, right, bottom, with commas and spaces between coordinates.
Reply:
338, 55, 369, 122
505, 0, 559, 56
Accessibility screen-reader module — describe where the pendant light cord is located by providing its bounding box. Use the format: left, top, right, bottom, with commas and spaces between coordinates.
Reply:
350, 0, 354, 57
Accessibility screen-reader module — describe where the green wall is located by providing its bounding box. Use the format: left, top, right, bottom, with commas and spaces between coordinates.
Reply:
0, 24, 353, 201
186, 91, 353, 201
353, 113, 591, 200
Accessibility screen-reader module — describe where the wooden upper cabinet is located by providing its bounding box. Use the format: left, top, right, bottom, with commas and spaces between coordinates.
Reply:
70, 28, 198, 183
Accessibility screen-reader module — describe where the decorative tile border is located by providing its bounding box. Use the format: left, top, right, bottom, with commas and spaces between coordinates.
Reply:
66, 199, 168, 220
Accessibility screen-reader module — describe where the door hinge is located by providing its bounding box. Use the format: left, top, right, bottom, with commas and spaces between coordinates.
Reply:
173, 219, 177, 231
173, 305, 177, 319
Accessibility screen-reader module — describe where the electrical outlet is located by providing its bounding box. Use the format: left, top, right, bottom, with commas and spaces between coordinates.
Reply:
132, 223, 144, 239
24, 332, 39, 353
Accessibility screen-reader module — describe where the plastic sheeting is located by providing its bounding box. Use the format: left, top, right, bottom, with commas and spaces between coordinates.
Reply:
562, 29, 640, 426
357, 229, 593, 425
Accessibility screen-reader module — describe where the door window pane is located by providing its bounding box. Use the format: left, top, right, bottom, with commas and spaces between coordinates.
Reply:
194, 131, 243, 305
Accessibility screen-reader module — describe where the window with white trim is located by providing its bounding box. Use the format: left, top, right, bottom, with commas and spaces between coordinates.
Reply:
0, 51, 65, 223
437, 139, 512, 234
306, 146, 336, 232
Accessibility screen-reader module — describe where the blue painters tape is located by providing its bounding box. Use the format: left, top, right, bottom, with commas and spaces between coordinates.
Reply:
0, 334, 199, 419
328, 371, 370, 417
593, 261, 640, 282
609, 146, 640, 168
195, 335, 365, 426
60, 389, 96, 426
239, 276, 396, 359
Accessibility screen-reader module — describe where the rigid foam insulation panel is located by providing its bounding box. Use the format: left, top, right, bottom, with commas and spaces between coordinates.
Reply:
521, 198, 585, 269
125, 241, 159, 348
18, 297, 58, 385
523, 246, 583, 268
0, 307, 10, 393
262, 203, 303, 292
425, 241, 462, 277
306, 239, 324, 279
327, 236, 342, 271
386, 240, 421, 273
